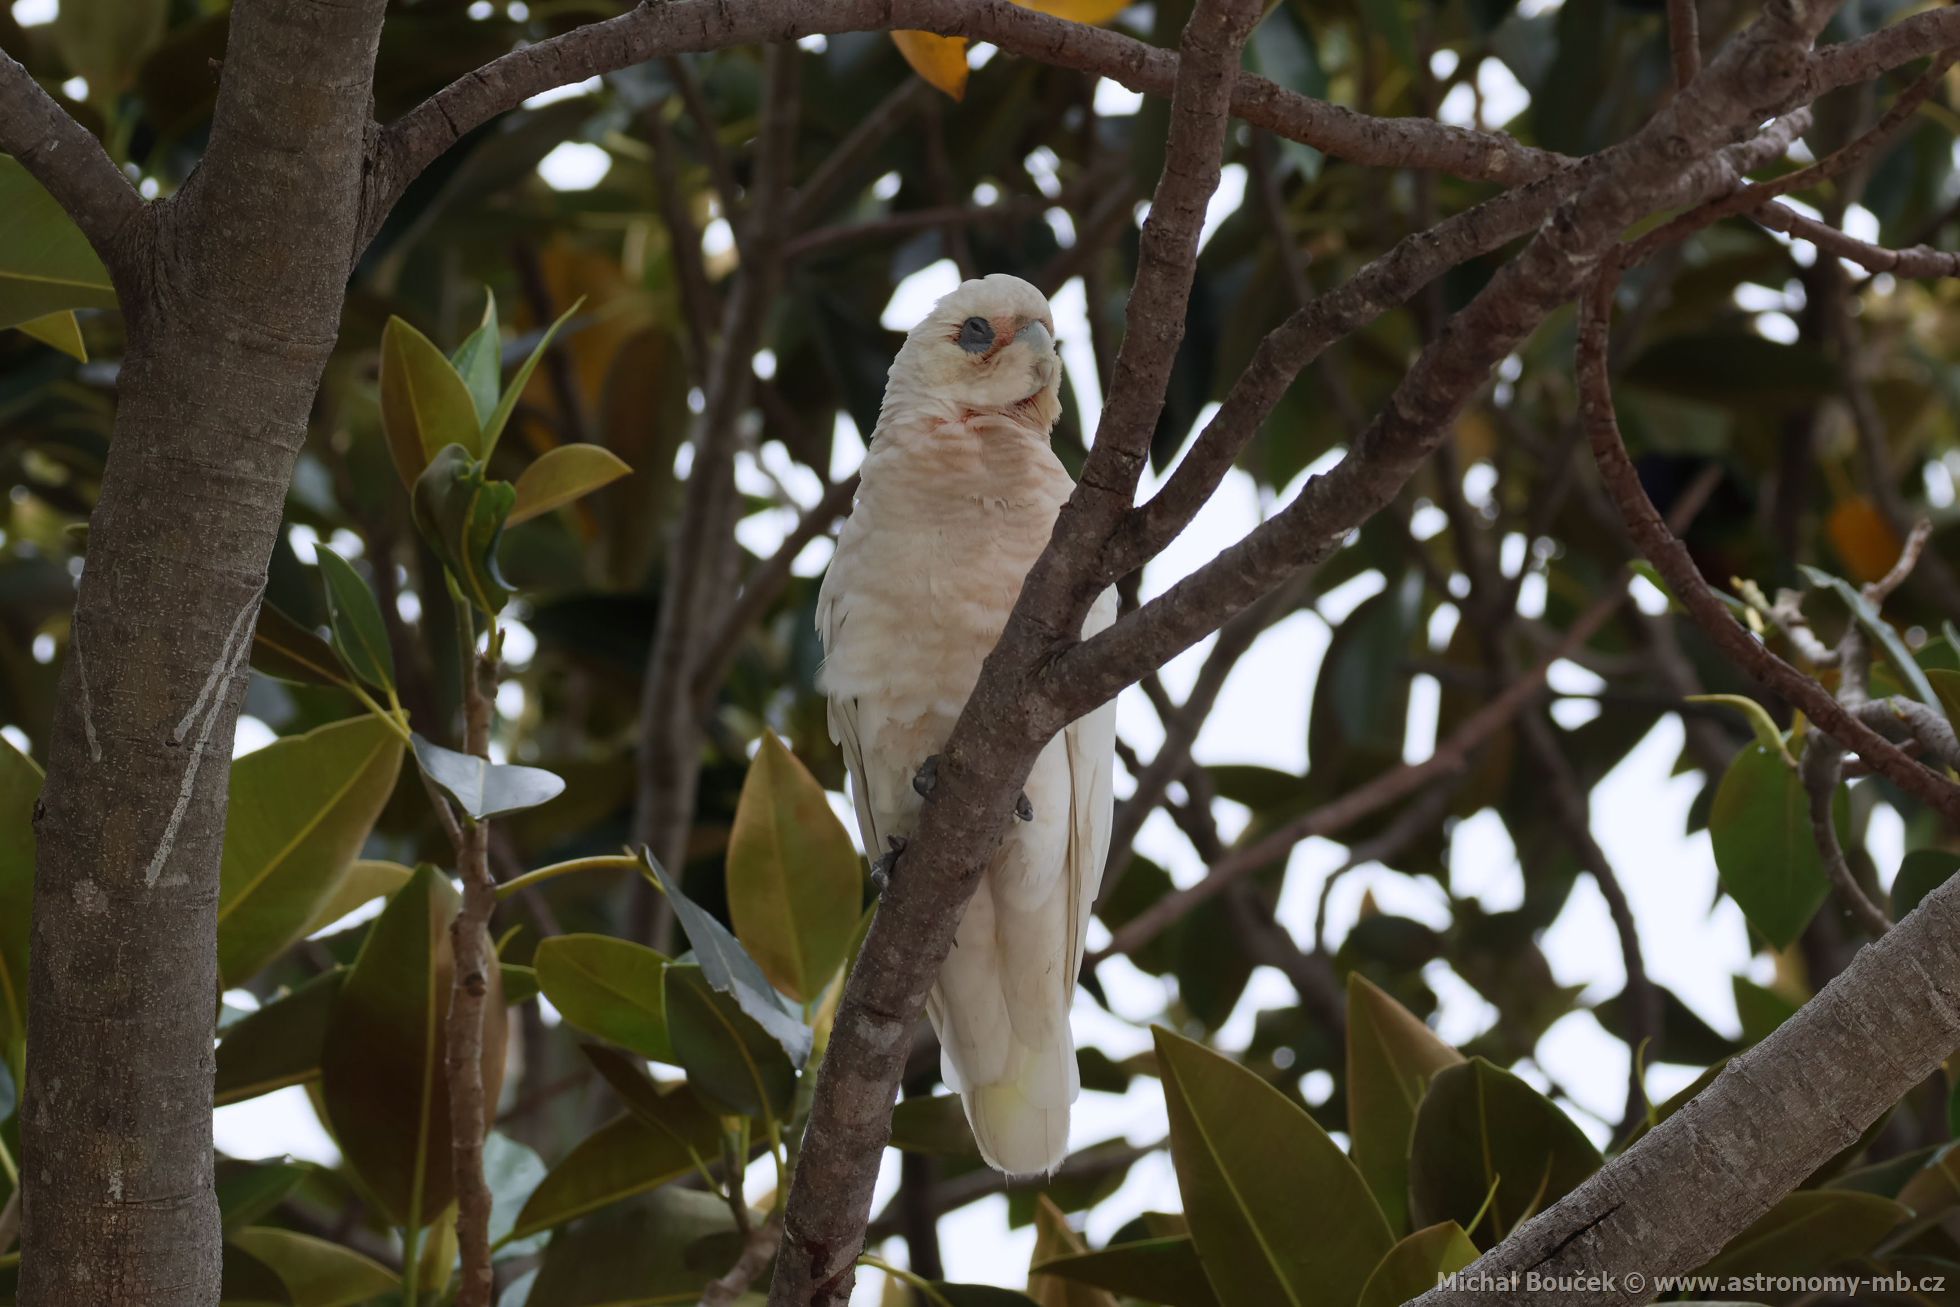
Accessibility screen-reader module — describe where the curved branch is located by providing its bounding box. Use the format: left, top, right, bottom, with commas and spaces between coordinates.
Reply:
0, 44, 143, 268
364, 0, 1564, 246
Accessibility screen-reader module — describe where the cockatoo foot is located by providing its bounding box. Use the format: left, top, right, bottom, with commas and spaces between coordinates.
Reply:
912, 754, 941, 799
870, 834, 908, 894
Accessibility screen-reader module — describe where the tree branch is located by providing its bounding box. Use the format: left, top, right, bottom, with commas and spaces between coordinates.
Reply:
0, 44, 144, 268
1580, 273, 1960, 824
362, 0, 1564, 247
1812, 4, 1960, 98
766, 2, 1263, 1298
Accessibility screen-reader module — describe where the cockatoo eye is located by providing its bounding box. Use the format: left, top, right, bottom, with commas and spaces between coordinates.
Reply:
957, 316, 995, 354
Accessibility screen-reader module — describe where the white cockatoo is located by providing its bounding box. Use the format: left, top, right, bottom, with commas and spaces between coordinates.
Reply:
815, 273, 1117, 1177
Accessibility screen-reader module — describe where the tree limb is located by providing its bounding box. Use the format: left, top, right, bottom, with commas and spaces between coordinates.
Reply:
363, 0, 1566, 247
0, 44, 144, 268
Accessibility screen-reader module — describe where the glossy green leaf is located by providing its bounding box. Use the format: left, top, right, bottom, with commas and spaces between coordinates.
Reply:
1708, 742, 1840, 951
410, 732, 564, 821
1927, 667, 1960, 729
216, 1161, 311, 1233
0, 736, 39, 1086
1346, 973, 1463, 1234
483, 1131, 550, 1259
508, 444, 632, 527
1892, 849, 1960, 920
215, 969, 345, 1106
216, 715, 404, 986
18, 311, 87, 361
319, 864, 507, 1229
411, 444, 518, 615
380, 317, 481, 488
1799, 565, 1941, 711
663, 962, 796, 1120
220, 1242, 294, 1307
1155, 1026, 1394, 1307
1031, 1194, 1116, 1307
533, 933, 672, 1061
1032, 1237, 1219, 1307
482, 300, 581, 459
313, 547, 395, 695
1355, 1222, 1479, 1307
1732, 975, 1801, 1045
250, 603, 351, 690
1696, 1190, 1909, 1281
725, 731, 863, 1002
226, 1228, 399, 1307
1409, 1058, 1602, 1246
508, 1102, 722, 1241
524, 1186, 738, 1306
300, 859, 415, 938
0, 159, 117, 333
449, 289, 502, 426
642, 850, 813, 1065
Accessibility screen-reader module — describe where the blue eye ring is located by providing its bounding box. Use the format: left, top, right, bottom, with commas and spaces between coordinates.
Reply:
957, 316, 995, 354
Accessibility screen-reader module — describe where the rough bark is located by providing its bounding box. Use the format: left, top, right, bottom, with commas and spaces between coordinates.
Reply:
17, 1, 387, 1302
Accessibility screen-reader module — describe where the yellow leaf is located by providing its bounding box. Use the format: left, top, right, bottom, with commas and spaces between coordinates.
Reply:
16, 311, 87, 362
893, 29, 969, 100
1826, 496, 1903, 585
1017, 0, 1131, 23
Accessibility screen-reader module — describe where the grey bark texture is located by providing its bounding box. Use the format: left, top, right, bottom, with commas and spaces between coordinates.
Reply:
16, 0, 387, 1301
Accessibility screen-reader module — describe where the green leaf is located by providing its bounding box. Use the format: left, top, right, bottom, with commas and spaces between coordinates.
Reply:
1154, 1026, 1394, 1307
1032, 1237, 1220, 1307
221, 1241, 295, 1306
1798, 564, 1941, 712
226, 1228, 399, 1307
0, 159, 117, 333
509, 1104, 722, 1241
411, 444, 518, 615
216, 1161, 311, 1233
215, 969, 345, 1106
663, 962, 797, 1121
483, 1131, 550, 1259
1346, 973, 1464, 1235
524, 1186, 738, 1306
1408, 1058, 1602, 1246
482, 300, 581, 459
1696, 1190, 1909, 1280
1355, 1222, 1479, 1307
533, 933, 673, 1061
1892, 849, 1960, 919
0, 736, 41, 1087
1927, 668, 1960, 732
929, 1288, 1041, 1306
319, 864, 507, 1229
508, 444, 633, 527
313, 547, 395, 695
642, 850, 813, 1065
250, 604, 352, 690
18, 311, 88, 361
1684, 695, 1791, 762
409, 732, 564, 821
217, 716, 405, 986
449, 289, 502, 427
1708, 742, 1841, 951
299, 859, 415, 938
725, 731, 864, 1002
380, 317, 482, 488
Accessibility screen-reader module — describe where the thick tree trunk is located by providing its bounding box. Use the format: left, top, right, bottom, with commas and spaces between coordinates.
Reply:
18, 1, 386, 1300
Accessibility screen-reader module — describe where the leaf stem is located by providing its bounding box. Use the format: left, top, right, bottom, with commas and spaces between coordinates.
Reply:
494, 854, 647, 901
859, 1256, 953, 1307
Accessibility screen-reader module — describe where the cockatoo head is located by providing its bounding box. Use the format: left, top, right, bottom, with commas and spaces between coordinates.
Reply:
891, 273, 1061, 429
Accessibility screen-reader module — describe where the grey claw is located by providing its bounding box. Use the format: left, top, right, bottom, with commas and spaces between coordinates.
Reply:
870, 834, 908, 894
913, 754, 942, 799
1014, 791, 1033, 822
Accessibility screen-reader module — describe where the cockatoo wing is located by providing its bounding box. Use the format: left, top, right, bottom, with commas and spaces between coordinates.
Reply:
1063, 586, 1119, 1000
